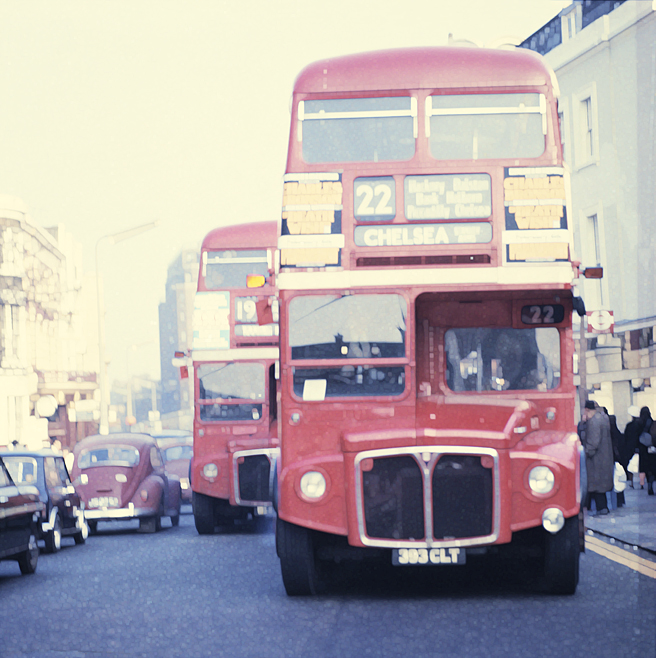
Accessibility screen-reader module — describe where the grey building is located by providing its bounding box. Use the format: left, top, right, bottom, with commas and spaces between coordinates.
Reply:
158, 247, 199, 428
521, 0, 656, 425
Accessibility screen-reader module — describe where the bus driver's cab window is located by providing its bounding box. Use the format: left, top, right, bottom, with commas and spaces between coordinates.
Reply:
445, 327, 560, 392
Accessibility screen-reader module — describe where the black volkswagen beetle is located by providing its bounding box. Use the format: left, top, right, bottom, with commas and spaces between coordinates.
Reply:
0, 455, 43, 574
1, 449, 88, 552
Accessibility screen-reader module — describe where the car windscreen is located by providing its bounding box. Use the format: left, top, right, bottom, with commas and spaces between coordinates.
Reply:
202, 249, 268, 289
428, 93, 545, 160
289, 294, 407, 360
445, 327, 560, 392
300, 97, 416, 163
3, 456, 38, 484
163, 445, 193, 462
77, 445, 140, 469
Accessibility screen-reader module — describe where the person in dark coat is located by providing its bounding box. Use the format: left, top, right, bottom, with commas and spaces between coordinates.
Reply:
577, 417, 587, 445
637, 406, 654, 492
583, 400, 614, 515
641, 407, 656, 495
624, 405, 643, 487
603, 407, 625, 507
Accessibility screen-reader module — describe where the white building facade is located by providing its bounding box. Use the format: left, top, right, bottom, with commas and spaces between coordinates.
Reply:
0, 195, 99, 449
522, 0, 656, 426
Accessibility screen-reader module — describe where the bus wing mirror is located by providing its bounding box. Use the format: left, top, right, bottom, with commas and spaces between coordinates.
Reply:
573, 296, 586, 317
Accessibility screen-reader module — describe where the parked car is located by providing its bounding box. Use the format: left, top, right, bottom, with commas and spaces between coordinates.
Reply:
1, 449, 89, 553
150, 431, 193, 503
0, 455, 43, 574
70, 433, 182, 533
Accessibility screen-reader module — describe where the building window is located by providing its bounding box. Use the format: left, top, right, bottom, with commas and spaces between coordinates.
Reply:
581, 97, 594, 160
558, 109, 568, 163
588, 214, 602, 264
580, 207, 608, 311
561, 4, 582, 42
574, 84, 598, 170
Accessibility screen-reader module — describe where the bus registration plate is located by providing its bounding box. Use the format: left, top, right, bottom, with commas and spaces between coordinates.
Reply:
392, 547, 466, 566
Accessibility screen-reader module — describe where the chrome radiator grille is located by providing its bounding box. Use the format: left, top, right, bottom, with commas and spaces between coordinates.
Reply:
356, 447, 499, 548
431, 455, 493, 540
362, 456, 424, 540
233, 449, 278, 506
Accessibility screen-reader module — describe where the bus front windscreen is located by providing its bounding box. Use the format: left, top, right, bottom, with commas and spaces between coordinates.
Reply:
289, 294, 407, 399
197, 362, 265, 421
445, 327, 560, 392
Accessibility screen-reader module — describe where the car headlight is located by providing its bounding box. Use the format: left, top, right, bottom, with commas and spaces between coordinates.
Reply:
529, 465, 555, 494
203, 463, 218, 478
180, 477, 190, 489
115, 474, 127, 483
299, 471, 326, 499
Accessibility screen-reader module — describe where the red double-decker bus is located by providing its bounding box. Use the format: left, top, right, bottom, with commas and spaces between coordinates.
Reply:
191, 221, 279, 534
273, 47, 593, 595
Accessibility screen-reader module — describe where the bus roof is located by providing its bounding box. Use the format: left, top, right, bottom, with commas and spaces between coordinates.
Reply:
294, 47, 554, 95
201, 221, 278, 252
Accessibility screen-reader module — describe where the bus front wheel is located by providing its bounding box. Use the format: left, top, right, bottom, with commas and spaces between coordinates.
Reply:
192, 492, 216, 535
277, 518, 325, 596
542, 515, 580, 595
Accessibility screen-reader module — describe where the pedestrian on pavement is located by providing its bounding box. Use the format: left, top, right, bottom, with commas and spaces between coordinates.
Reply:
577, 414, 587, 445
602, 408, 623, 463
641, 407, 656, 496
624, 405, 642, 488
603, 407, 626, 507
583, 400, 614, 515
637, 406, 653, 492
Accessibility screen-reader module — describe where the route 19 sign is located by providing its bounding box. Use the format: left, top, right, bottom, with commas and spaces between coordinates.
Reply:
587, 310, 614, 334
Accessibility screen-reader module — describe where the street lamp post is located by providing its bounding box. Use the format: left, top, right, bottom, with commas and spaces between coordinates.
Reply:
95, 221, 159, 435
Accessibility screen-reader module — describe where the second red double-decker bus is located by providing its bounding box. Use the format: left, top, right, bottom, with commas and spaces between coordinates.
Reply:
191, 221, 279, 533
273, 47, 592, 595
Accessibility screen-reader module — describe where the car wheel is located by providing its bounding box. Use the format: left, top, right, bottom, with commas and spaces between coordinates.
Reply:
193, 491, 215, 535
138, 516, 158, 533
45, 513, 62, 553
171, 500, 181, 527
18, 531, 39, 575
542, 515, 580, 595
74, 520, 88, 545
88, 520, 98, 535
276, 517, 327, 596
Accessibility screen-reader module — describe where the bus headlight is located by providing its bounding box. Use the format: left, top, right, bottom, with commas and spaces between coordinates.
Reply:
529, 466, 555, 494
299, 471, 326, 499
203, 463, 218, 479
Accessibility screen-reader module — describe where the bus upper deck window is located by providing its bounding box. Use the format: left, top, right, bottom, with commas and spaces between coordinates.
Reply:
427, 93, 546, 161
299, 97, 417, 164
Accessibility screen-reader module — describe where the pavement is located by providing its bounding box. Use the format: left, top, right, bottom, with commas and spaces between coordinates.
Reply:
584, 484, 656, 555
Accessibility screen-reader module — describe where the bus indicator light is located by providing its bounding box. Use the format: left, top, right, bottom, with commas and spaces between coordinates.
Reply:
246, 274, 266, 288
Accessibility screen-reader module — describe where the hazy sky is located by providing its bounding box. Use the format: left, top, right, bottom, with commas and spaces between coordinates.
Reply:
0, 0, 570, 384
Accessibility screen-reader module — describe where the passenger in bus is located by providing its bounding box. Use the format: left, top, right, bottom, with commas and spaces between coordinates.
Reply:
484, 330, 544, 391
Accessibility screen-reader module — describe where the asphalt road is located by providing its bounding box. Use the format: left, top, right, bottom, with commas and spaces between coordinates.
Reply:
0, 508, 654, 658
